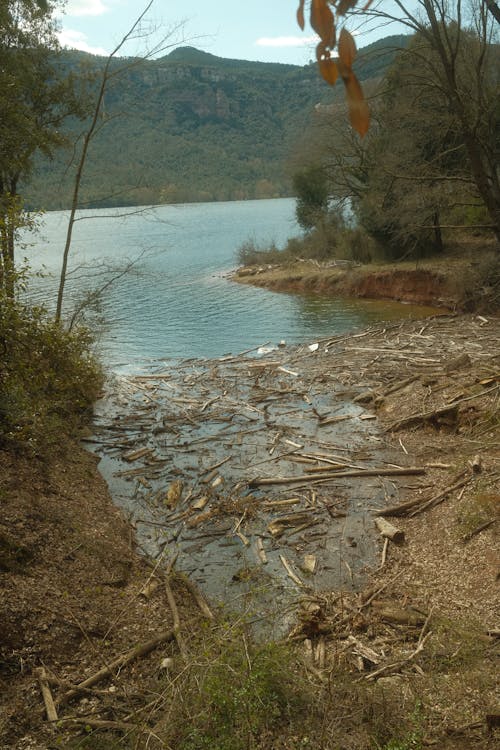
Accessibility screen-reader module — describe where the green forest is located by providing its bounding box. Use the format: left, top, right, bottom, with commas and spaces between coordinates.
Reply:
23, 36, 409, 209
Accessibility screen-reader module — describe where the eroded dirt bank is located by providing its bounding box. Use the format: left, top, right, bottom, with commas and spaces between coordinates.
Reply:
1, 313, 499, 749
233, 260, 456, 308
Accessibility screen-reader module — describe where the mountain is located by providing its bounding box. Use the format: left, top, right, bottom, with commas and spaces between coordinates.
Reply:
24, 35, 410, 210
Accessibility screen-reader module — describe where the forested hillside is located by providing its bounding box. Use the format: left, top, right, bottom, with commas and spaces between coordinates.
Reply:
24, 35, 408, 209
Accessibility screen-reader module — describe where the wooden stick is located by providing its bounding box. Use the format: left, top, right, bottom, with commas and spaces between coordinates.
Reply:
249, 467, 426, 487
57, 628, 175, 707
36, 667, 58, 722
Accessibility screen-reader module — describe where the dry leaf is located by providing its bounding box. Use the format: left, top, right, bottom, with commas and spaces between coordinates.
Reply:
310, 0, 335, 46
296, 0, 305, 30
318, 55, 338, 85
338, 28, 357, 68
343, 71, 370, 137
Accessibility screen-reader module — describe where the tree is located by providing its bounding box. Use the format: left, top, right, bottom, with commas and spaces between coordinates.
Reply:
296, 1, 500, 248
0, 0, 83, 296
54, 2, 186, 322
365, 0, 500, 243
292, 165, 330, 230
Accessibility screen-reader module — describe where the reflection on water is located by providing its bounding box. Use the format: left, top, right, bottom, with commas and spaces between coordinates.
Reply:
23, 199, 437, 371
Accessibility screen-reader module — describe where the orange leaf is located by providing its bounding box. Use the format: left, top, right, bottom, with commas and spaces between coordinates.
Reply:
343, 71, 370, 137
296, 0, 305, 30
310, 0, 335, 46
316, 44, 338, 85
338, 28, 357, 68
319, 58, 338, 85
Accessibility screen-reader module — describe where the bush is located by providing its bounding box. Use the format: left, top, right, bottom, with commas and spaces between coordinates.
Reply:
0, 295, 103, 451
237, 238, 284, 266
236, 215, 377, 268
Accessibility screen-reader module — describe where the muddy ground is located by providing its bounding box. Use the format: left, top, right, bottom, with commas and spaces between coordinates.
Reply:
0, 312, 498, 749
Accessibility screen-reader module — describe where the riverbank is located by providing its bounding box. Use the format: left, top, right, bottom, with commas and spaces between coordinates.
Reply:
1, 313, 499, 748
232, 239, 498, 311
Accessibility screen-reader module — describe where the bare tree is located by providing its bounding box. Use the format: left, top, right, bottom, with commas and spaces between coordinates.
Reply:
363, 0, 500, 243
55, 1, 186, 322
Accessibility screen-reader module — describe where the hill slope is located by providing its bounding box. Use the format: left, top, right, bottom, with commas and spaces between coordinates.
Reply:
25, 35, 409, 209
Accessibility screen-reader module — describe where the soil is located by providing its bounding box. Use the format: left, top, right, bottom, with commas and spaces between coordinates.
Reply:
1, 313, 499, 749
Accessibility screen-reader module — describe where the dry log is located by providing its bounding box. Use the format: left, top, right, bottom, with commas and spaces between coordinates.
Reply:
249, 467, 426, 487
375, 517, 405, 544
36, 667, 58, 722
57, 628, 175, 707
375, 476, 470, 518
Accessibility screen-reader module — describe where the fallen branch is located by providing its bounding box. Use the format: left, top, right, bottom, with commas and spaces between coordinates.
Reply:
36, 667, 58, 722
57, 628, 175, 707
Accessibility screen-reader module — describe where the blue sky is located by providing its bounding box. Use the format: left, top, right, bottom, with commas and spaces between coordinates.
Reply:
57, 1, 406, 64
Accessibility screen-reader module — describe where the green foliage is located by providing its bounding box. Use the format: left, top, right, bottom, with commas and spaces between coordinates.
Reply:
23, 38, 409, 210
0, 290, 103, 451
237, 214, 375, 267
163, 626, 313, 750
293, 165, 329, 230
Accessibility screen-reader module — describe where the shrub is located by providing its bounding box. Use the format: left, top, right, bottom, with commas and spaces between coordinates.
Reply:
0, 295, 103, 451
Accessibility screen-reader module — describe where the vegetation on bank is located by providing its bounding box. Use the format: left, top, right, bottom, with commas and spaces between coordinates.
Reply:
0, 289, 102, 452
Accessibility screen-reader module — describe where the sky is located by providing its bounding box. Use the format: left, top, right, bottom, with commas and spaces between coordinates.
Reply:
56, 0, 407, 64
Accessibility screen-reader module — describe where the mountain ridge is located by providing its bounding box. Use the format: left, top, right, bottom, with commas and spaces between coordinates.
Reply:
25, 35, 410, 210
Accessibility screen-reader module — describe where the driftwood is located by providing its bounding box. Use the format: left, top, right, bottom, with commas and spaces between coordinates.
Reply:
57, 628, 175, 707
249, 467, 426, 487
374, 476, 470, 518
375, 517, 405, 544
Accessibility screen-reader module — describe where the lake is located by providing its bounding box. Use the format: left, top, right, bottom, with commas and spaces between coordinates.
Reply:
24, 198, 432, 371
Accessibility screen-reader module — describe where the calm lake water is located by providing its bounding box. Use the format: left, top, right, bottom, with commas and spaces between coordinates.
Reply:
24, 198, 433, 371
